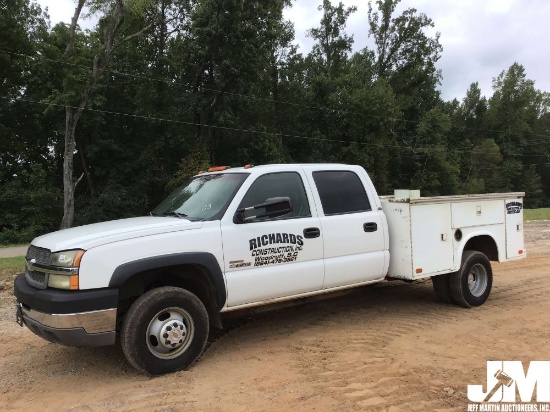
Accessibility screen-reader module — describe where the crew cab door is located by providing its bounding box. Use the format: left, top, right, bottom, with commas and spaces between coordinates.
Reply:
221, 169, 324, 308
303, 166, 387, 288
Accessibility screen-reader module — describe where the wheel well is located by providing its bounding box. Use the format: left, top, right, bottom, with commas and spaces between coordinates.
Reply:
116, 264, 221, 329
463, 235, 498, 261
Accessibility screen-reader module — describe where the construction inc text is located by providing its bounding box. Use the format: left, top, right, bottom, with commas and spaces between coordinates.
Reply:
249, 233, 304, 267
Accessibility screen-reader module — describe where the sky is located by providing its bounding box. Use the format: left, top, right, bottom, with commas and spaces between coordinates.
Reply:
36, 0, 550, 102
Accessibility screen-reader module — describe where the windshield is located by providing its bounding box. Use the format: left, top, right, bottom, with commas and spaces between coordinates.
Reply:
152, 173, 249, 220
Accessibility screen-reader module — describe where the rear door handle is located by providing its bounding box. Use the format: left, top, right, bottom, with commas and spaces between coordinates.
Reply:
303, 227, 320, 238
363, 222, 378, 232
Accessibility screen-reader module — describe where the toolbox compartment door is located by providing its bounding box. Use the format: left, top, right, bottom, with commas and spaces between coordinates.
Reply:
505, 198, 524, 259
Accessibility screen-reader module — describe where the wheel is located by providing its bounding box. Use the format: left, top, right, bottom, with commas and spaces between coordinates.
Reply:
121, 286, 209, 375
449, 251, 493, 308
431, 273, 454, 304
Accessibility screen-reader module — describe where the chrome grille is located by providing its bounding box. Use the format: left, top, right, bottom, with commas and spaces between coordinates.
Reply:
26, 245, 51, 265
25, 246, 51, 289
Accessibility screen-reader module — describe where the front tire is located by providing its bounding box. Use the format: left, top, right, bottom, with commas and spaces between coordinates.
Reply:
121, 287, 209, 375
449, 251, 493, 308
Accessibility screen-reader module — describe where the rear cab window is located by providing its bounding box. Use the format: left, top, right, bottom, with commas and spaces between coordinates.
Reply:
312, 171, 371, 215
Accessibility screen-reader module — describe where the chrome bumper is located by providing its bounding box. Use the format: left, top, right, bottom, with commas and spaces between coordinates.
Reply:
21, 305, 116, 334
18, 304, 117, 347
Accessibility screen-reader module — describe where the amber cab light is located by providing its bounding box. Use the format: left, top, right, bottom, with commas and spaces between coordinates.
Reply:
207, 166, 230, 172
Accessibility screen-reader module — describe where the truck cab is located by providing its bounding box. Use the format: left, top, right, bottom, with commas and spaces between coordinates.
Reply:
219, 164, 389, 308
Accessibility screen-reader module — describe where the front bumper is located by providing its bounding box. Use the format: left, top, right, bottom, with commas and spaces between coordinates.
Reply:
14, 273, 118, 347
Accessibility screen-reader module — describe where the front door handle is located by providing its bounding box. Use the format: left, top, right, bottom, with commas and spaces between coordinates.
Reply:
303, 227, 320, 238
363, 222, 378, 232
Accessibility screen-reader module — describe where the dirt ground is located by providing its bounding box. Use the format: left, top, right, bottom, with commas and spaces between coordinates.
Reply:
0, 222, 549, 412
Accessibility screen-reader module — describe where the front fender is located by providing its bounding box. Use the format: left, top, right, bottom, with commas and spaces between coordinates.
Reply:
109, 252, 226, 310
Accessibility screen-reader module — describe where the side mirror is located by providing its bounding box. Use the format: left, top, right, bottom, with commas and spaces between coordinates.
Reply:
234, 197, 292, 223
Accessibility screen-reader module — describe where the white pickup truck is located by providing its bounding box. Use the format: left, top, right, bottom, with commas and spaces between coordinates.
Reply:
14, 164, 525, 375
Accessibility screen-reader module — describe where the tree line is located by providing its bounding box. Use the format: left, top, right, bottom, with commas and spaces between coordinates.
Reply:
1, 0, 549, 243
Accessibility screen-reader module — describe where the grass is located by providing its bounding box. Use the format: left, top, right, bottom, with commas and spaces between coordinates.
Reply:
0, 256, 25, 283
524, 208, 550, 221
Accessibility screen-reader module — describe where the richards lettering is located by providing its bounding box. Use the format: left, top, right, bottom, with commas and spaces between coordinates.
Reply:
249, 233, 304, 251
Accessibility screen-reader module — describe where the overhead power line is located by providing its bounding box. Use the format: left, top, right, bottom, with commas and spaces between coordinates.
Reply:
4, 48, 550, 140
0, 95, 387, 148
3, 95, 550, 160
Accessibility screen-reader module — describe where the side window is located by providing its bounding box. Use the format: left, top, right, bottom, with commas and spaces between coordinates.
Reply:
313, 171, 371, 215
239, 172, 311, 220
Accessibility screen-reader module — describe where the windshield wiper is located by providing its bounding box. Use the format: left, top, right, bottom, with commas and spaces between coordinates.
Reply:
162, 211, 188, 219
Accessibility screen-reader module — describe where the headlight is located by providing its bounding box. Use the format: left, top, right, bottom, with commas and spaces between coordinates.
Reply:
46, 249, 85, 290
50, 250, 85, 268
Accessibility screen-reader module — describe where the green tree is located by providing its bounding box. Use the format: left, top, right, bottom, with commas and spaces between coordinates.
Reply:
59, 0, 160, 228
307, 0, 356, 80
408, 107, 458, 195
169, 0, 292, 182
366, 0, 444, 193
455, 82, 488, 146
443, 83, 488, 189
367, 0, 442, 117
0, 0, 49, 181
0, 0, 61, 242
285, 0, 359, 165
486, 62, 541, 157
485, 63, 544, 203
533, 100, 550, 205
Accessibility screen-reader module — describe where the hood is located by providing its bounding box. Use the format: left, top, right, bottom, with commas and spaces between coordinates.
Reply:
32, 216, 203, 252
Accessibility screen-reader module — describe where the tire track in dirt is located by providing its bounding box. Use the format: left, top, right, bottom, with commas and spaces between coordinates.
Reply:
489, 256, 550, 305
287, 285, 463, 411
288, 252, 550, 411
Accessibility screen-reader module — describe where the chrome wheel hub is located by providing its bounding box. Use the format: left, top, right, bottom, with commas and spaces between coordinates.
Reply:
146, 307, 194, 359
160, 320, 187, 349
